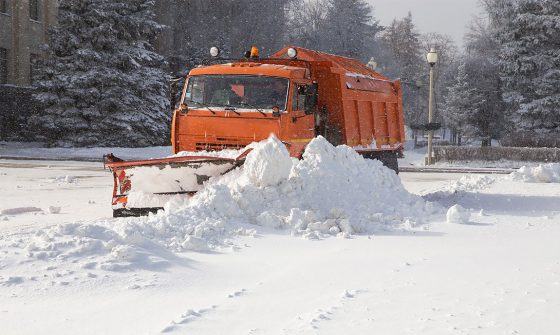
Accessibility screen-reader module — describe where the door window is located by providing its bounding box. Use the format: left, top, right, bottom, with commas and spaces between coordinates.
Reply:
291, 84, 306, 111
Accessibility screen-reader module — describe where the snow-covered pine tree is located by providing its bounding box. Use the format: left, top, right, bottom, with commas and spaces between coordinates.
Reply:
287, 0, 383, 62
286, 0, 328, 51
441, 62, 485, 144
494, 0, 560, 143
30, 0, 169, 147
168, 0, 291, 73
380, 13, 424, 125
463, 16, 506, 146
321, 0, 381, 59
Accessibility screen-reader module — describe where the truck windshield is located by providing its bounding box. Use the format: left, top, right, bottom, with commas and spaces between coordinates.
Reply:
184, 75, 289, 111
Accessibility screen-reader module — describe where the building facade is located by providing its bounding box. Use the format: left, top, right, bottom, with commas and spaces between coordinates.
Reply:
0, 0, 58, 86
0, 0, 182, 87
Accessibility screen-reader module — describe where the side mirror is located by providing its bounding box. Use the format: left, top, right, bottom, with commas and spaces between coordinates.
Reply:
304, 83, 318, 115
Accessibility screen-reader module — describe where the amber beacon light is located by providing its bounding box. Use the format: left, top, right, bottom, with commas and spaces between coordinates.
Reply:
250, 46, 259, 59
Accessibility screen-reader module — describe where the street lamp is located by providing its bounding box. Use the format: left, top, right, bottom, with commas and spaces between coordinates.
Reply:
426, 48, 438, 165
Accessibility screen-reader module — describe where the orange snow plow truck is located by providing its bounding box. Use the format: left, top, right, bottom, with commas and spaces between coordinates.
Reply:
104, 46, 405, 217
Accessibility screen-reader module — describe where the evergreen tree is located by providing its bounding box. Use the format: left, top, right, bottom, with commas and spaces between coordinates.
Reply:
493, 0, 560, 140
441, 62, 484, 143
169, 0, 291, 73
286, 0, 329, 51
463, 16, 506, 145
287, 0, 381, 61
31, 0, 169, 147
321, 0, 381, 60
379, 13, 424, 125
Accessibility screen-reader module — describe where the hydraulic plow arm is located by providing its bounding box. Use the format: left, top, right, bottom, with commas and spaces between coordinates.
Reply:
103, 150, 251, 217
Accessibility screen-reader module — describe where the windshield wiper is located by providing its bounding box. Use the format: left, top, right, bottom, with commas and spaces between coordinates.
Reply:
207, 102, 241, 116
224, 105, 241, 116
239, 101, 267, 117
184, 100, 216, 114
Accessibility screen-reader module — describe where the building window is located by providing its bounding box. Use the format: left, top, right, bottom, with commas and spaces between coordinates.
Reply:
0, 48, 8, 84
0, 0, 8, 14
29, 0, 39, 21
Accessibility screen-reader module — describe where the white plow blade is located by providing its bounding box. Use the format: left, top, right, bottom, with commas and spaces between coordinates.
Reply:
124, 161, 238, 208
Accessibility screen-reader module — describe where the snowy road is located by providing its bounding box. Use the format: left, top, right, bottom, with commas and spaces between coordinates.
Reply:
1, 158, 560, 334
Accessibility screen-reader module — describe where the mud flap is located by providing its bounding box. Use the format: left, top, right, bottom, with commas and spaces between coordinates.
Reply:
357, 150, 399, 174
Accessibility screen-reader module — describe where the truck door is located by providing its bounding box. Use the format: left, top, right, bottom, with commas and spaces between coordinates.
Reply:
288, 83, 316, 153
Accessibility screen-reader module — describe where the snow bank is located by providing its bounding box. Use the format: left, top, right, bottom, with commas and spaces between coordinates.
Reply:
6, 136, 435, 274
508, 163, 560, 183
446, 175, 496, 193
424, 174, 496, 204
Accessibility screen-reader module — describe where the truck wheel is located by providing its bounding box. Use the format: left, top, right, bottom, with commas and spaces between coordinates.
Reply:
381, 152, 399, 174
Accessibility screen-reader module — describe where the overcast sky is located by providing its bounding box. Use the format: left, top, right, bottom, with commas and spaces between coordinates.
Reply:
368, 0, 482, 48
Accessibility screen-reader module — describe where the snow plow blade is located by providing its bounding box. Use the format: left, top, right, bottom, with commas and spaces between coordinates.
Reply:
103, 150, 251, 217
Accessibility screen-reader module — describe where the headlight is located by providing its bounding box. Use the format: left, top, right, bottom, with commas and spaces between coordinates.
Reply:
287, 47, 297, 59
210, 46, 220, 58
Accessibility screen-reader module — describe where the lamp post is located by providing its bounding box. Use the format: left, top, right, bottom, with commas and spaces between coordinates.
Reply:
426, 48, 438, 165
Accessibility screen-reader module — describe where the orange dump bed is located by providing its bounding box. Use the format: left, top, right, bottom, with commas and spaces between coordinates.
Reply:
272, 47, 405, 151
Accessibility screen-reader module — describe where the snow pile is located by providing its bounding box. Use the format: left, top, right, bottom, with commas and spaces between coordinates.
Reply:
446, 205, 470, 224
423, 174, 496, 205
507, 163, 560, 183
139, 136, 434, 245
48, 206, 61, 214
445, 175, 496, 193
6, 136, 435, 274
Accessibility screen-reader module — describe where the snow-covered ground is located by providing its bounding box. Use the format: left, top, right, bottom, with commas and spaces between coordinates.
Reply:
1, 139, 560, 334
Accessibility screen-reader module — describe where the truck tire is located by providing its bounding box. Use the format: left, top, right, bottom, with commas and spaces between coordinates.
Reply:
359, 151, 399, 174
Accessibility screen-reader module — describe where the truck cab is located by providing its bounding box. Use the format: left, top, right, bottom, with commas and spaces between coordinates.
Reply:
172, 59, 318, 157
